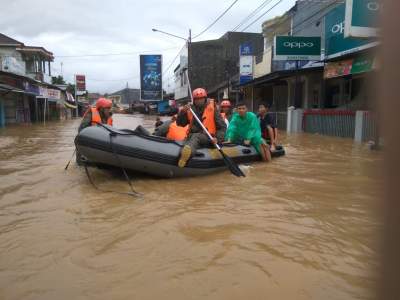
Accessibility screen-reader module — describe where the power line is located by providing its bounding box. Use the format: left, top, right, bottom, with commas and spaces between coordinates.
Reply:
241, 0, 284, 32
163, 45, 185, 76
192, 0, 240, 39
291, 0, 344, 35
55, 46, 180, 58
232, 0, 274, 31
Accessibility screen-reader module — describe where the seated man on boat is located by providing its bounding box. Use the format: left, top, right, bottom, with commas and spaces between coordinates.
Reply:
154, 114, 188, 142
176, 88, 227, 168
78, 98, 113, 132
225, 102, 271, 162
220, 99, 233, 127
154, 116, 163, 128
258, 103, 278, 151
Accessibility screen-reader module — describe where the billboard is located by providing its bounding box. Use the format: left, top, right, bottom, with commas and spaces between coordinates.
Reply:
325, 3, 378, 59
239, 56, 253, 85
75, 75, 86, 91
140, 54, 162, 101
274, 36, 321, 61
239, 43, 253, 85
344, 0, 380, 38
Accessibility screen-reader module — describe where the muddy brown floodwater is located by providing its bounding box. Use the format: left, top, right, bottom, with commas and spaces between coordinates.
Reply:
0, 114, 382, 300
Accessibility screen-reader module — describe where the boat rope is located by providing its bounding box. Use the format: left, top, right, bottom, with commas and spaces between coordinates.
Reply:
79, 122, 143, 198
108, 132, 143, 197
83, 163, 141, 198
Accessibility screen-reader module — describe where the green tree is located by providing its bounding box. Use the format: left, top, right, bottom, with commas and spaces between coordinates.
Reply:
51, 75, 66, 85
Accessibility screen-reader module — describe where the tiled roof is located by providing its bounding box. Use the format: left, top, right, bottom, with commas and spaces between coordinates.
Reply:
0, 33, 24, 46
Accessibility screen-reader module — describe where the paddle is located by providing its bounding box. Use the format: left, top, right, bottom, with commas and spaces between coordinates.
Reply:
64, 148, 76, 170
185, 70, 245, 177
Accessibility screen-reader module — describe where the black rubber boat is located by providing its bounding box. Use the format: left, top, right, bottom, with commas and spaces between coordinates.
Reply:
75, 125, 285, 178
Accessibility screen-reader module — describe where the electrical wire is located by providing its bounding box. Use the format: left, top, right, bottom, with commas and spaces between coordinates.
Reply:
163, 44, 185, 76
55, 46, 180, 58
241, 0, 284, 32
291, 0, 344, 35
232, 0, 274, 31
192, 0, 240, 39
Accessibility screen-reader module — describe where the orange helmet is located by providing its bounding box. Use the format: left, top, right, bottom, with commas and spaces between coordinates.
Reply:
221, 100, 231, 108
96, 98, 112, 109
192, 88, 207, 99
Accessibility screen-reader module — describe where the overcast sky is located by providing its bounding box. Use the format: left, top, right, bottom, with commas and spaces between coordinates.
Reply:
1, 0, 296, 93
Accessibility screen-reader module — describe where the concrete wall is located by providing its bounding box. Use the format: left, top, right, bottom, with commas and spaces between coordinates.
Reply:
191, 32, 263, 92
0, 47, 26, 75
292, 0, 340, 53
254, 48, 272, 79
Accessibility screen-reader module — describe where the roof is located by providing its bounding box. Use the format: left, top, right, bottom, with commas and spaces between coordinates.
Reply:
0, 33, 24, 47
16, 46, 54, 60
109, 87, 140, 96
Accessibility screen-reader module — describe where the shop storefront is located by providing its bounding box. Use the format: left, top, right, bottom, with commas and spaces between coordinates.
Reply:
323, 54, 376, 109
0, 73, 34, 127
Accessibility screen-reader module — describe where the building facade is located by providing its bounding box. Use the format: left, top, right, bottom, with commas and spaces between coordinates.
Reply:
174, 32, 263, 104
0, 33, 73, 127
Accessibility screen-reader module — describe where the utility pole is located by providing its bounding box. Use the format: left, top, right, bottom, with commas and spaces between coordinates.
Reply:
187, 28, 192, 100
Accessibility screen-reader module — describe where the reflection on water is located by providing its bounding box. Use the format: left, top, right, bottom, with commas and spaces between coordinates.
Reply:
0, 114, 382, 300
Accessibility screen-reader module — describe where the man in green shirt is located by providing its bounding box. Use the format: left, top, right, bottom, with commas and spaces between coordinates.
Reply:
225, 102, 271, 162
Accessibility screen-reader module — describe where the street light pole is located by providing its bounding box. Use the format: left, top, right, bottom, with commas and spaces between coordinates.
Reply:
152, 27, 192, 100
151, 28, 187, 41
187, 29, 192, 87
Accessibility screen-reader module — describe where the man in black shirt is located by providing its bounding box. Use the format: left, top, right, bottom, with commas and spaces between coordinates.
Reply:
258, 104, 278, 151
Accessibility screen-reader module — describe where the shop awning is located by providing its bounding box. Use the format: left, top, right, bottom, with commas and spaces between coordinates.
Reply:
0, 83, 27, 94
240, 64, 323, 88
324, 54, 377, 79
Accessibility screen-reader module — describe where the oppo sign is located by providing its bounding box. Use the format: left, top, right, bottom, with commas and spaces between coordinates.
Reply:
274, 36, 321, 61
331, 21, 345, 34
367, 1, 380, 11
283, 41, 315, 49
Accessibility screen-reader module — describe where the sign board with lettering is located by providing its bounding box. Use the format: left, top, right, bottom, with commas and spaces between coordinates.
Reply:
325, 3, 378, 59
344, 0, 380, 38
239, 42, 253, 56
75, 75, 86, 91
239, 51, 253, 85
274, 36, 321, 61
140, 55, 162, 101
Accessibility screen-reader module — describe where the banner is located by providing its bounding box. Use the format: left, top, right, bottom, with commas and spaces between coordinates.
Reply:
23, 81, 40, 95
140, 55, 162, 101
38, 87, 61, 99
274, 36, 321, 61
344, 0, 380, 38
272, 60, 323, 72
75, 75, 86, 91
65, 92, 77, 109
239, 56, 253, 85
325, 3, 377, 59
324, 55, 375, 78
0, 56, 25, 76
239, 43, 254, 85
324, 59, 353, 78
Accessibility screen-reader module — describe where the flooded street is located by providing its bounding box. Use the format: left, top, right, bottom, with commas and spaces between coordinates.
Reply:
0, 114, 382, 300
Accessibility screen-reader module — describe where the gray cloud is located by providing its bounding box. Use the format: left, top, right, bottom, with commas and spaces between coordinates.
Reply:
1, 0, 296, 93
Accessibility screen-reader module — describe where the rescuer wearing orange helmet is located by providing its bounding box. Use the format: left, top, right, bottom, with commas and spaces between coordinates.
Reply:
78, 98, 113, 132
220, 99, 232, 126
176, 88, 226, 168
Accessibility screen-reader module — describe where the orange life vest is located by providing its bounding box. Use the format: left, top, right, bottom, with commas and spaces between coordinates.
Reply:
89, 107, 113, 126
166, 121, 189, 141
187, 99, 216, 135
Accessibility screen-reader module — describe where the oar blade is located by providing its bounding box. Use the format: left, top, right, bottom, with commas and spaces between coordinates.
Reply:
220, 151, 246, 177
